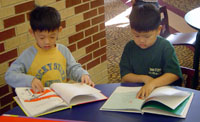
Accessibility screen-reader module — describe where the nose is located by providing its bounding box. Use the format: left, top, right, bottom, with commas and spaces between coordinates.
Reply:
138, 37, 146, 43
44, 38, 50, 44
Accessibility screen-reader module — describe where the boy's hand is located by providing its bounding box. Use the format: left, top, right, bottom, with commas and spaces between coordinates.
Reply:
81, 74, 95, 87
31, 78, 44, 93
136, 82, 156, 99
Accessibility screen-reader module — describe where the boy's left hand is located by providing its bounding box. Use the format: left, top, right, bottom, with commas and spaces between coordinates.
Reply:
81, 74, 95, 87
136, 82, 155, 99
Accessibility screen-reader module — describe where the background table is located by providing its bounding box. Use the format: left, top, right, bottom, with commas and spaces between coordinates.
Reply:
184, 7, 200, 89
5, 83, 200, 122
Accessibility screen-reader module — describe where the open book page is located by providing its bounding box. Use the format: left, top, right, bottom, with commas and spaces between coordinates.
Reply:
145, 86, 190, 109
142, 92, 193, 118
14, 96, 69, 117
100, 86, 144, 112
50, 83, 105, 105
15, 87, 68, 117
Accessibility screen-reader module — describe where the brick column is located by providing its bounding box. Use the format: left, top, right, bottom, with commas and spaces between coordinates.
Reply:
0, 0, 108, 114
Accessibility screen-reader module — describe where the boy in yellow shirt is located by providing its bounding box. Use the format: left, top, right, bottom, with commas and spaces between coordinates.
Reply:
5, 6, 94, 92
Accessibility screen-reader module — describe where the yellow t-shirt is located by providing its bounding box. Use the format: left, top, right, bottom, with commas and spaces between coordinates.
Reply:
27, 44, 67, 86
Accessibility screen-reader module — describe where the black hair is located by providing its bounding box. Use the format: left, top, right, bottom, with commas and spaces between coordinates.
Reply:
129, 4, 160, 32
30, 6, 61, 32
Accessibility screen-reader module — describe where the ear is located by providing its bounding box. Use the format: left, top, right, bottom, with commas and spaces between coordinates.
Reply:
29, 29, 34, 36
157, 25, 162, 35
58, 26, 63, 32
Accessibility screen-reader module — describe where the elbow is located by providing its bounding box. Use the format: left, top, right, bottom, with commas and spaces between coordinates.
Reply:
5, 71, 9, 84
5, 77, 13, 88
121, 77, 125, 82
172, 74, 179, 81
5, 71, 15, 88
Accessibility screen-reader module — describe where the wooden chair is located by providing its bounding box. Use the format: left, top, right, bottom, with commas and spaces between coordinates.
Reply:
159, 6, 197, 49
12, 87, 17, 96
159, 6, 196, 88
180, 66, 195, 88
159, 6, 170, 38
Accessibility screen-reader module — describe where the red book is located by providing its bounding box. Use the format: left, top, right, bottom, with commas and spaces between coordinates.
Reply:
0, 114, 86, 122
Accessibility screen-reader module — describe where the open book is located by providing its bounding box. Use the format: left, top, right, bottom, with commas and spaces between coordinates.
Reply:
100, 86, 193, 118
14, 83, 107, 117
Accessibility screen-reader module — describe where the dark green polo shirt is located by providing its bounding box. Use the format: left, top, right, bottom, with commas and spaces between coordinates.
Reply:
119, 36, 182, 86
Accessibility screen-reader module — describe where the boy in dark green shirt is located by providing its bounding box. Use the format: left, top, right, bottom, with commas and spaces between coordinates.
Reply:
120, 4, 182, 99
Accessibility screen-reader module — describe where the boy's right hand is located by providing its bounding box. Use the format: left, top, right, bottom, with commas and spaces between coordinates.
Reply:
136, 82, 156, 99
31, 78, 44, 93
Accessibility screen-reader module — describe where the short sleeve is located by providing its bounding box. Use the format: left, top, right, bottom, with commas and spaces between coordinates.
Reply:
119, 42, 134, 78
162, 42, 183, 85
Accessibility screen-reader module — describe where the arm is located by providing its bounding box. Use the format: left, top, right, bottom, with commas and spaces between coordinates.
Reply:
58, 44, 94, 86
122, 73, 154, 84
5, 48, 35, 88
137, 41, 182, 99
64, 47, 88, 81
119, 41, 153, 83
148, 73, 179, 88
5, 62, 34, 88
66, 51, 94, 86
81, 74, 95, 87
5, 47, 44, 92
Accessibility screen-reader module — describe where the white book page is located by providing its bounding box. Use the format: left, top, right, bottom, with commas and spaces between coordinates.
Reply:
100, 86, 144, 112
14, 96, 68, 117
142, 93, 193, 118
146, 86, 190, 109
15, 87, 68, 117
178, 92, 194, 117
50, 83, 101, 104
14, 96, 32, 116
142, 108, 184, 118
114, 86, 142, 93
70, 92, 107, 105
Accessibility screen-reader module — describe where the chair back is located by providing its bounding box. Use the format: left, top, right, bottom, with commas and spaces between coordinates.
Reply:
12, 87, 17, 96
180, 66, 195, 88
159, 6, 170, 38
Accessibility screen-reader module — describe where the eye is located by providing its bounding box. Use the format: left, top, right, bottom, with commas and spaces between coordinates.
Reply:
50, 37, 56, 39
144, 35, 151, 38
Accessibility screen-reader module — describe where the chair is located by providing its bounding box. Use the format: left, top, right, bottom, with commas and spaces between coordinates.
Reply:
159, 6, 170, 38
159, 6, 196, 89
12, 87, 17, 96
159, 6, 197, 49
180, 66, 195, 88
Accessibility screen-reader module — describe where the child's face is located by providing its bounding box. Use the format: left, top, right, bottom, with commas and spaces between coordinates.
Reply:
131, 27, 161, 49
30, 27, 62, 50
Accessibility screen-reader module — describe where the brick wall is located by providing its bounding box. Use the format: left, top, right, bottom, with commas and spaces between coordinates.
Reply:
0, 0, 108, 114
